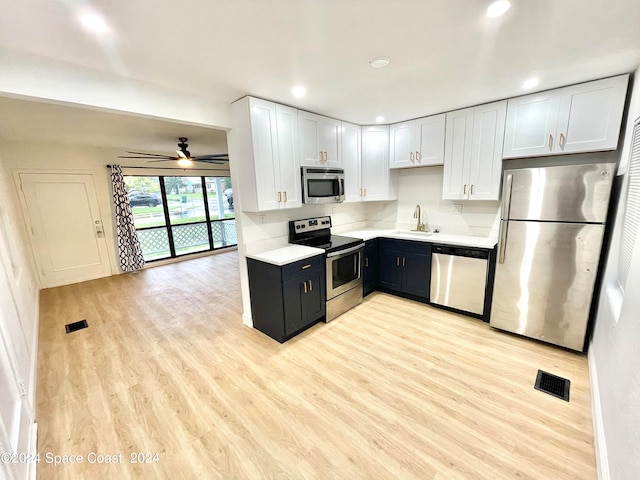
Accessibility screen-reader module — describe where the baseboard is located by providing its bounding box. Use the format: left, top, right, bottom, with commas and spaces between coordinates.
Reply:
588, 347, 610, 480
242, 313, 253, 328
27, 422, 38, 480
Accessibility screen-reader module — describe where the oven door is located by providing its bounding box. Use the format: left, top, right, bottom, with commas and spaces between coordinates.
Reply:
326, 244, 364, 299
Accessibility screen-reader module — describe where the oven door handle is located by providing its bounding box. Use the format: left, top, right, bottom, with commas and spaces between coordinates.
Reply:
326, 244, 364, 258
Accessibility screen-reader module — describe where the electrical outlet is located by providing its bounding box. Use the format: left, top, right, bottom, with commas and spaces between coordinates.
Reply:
258, 214, 266, 225
451, 204, 463, 214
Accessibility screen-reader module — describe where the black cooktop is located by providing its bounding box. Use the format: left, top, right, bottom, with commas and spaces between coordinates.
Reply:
294, 234, 363, 254
289, 216, 363, 254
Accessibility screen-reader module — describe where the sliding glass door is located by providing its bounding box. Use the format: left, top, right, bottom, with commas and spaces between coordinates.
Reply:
124, 175, 236, 262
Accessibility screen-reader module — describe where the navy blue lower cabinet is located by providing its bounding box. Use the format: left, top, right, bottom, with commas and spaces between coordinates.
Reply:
363, 239, 379, 296
378, 239, 430, 302
247, 255, 326, 343
378, 241, 403, 292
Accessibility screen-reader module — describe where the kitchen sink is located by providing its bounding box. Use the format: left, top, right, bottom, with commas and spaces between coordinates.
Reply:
391, 230, 434, 239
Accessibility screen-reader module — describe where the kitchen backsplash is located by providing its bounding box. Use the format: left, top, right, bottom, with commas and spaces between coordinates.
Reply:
392, 166, 500, 237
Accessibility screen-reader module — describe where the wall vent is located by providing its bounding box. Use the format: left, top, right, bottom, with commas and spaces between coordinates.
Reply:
65, 319, 88, 334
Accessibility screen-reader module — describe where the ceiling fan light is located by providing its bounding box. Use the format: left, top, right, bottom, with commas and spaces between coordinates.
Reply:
177, 158, 193, 167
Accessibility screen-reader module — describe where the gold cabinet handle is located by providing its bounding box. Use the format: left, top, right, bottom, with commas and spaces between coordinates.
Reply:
363, 188, 366, 196
278, 191, 282, 202
463, 184, 467, 194
365, 258, 369, 267
559, 133, 566, 148
416, 151, 420, 161
303, 281, 307, 294
283, 191, 287, 202
323, 151, 328, 162
470, 184, 474, 195
397, 257, 400, 266
302, 264, 311, 269
548, 133, 554, 150
359, 187, 362, 196
410, 152, 414, 162
309, 280, 313, 292
402, 257, 406, 267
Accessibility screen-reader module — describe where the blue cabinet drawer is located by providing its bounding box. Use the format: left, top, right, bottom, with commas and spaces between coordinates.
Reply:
282, 255, 324, 280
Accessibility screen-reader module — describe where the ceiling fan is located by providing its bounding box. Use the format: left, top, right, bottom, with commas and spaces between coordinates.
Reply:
118, 137, 229, 165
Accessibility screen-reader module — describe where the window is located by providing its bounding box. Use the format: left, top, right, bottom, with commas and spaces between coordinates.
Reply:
124, 175, 236, 262
619, 121, 640, 290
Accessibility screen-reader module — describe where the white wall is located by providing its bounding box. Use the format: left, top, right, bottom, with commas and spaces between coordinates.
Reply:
0, 147, 40, 476
393, 166, 500, 236
590, 68, 640, 480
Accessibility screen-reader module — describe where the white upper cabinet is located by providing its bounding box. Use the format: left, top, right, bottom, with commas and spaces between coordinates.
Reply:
443, 100, 506, 201
342, 122, 362, 203
503, 75, 629, 158
361, 125, 396, 201
389, 114, 445, 168
299, 111, 342, 167
229, 97, 301, 212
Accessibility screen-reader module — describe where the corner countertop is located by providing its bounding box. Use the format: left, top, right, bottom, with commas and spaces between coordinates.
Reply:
342, 228, 498, 249
246, 245, 324, 266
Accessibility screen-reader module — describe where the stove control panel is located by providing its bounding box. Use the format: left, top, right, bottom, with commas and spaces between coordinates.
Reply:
290, 216, 332, 234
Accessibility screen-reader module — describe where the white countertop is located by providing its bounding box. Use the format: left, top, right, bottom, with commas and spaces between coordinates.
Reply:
342, 228, 498, 249
246, 244, 324, 266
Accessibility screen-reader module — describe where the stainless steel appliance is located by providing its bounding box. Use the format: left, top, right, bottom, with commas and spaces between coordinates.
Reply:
490, 163, 615, 351
289, 216, 363, 321
301, 167, 345, 204
430, 244, 488, 316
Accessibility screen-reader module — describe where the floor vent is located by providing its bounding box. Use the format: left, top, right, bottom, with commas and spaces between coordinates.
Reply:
65, 319, 88, 334
535, 370, 570, 402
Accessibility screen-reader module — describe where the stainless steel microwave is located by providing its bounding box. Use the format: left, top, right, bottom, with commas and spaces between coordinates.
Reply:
301, 167, 345, 204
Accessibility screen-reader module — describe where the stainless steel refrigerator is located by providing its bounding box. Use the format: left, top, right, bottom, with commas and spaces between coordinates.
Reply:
490, 162, 615, 351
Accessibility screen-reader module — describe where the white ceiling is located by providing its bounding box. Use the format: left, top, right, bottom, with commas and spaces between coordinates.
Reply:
1, 0, 640, 151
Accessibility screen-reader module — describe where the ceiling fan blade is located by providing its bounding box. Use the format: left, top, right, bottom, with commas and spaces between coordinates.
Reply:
117, 155, 173, 159
193, 155, 229, 161
146, 158, 177, 163
195, 159, 225, 164
124, 151, 177, 158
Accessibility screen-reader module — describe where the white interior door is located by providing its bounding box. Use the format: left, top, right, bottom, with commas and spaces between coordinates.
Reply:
19, 173, 111, 288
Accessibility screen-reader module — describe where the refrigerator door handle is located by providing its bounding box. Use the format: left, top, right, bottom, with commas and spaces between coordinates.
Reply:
498, 220, 508, 264
501, 173, 513, 220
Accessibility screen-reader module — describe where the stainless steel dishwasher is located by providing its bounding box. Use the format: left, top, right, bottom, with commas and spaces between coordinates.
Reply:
430, 244, 489, 316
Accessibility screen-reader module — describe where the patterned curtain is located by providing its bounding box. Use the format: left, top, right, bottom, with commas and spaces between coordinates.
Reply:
110, 165, 145, 272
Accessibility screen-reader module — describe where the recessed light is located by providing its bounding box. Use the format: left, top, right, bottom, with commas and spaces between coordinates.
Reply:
369, 57, 390, 69
292, 86, 307, 97
80, 13, 110, 33
522, 77, 540, 89
375, 116, 385, 123
486, 0, 511, 18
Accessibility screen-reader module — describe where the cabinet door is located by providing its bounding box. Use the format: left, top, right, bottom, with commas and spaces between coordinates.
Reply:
283, 277, 305, 335
275, 104, 302, 208
468, 101, 506, 201
318, 117, 342, 167
556, 75, 628, 154
363, 240, 379, 295
302, 270, 325, 325
299, 111, 321, 165
361, 125, 393, 201
402, 252, 430, 299
249, 98, 281, 211
502, 90, 562, 158
389, 121, 415, 168
416, 114, 446, 166
378, 248, 403, 291
342, 122, 362, 203
443, 108, 474, 200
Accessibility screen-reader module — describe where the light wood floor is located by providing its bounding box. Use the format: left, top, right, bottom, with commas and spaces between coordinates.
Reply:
36, 251, 596, 479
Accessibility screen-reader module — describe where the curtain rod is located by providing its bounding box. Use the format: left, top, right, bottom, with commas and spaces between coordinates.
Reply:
106, 164, 228, 171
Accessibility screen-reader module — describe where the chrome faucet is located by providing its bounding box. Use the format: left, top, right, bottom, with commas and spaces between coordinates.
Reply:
413, 204, 427, 231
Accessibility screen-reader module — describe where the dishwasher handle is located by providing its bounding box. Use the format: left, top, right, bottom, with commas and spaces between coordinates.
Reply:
431, 244, 489, 260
